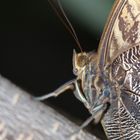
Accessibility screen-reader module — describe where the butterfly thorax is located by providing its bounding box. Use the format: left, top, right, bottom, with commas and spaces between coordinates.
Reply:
73, 50, 111, 122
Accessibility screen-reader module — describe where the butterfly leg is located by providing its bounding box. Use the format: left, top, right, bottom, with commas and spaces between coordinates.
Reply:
69, 103, 107, 137
34, 79, 75, 101
68, 115, 95, 137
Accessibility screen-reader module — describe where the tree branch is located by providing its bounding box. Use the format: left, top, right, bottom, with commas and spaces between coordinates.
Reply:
0, 75, 99, 140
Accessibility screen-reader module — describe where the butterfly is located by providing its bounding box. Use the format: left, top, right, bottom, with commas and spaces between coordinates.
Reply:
35, 0, 140, 139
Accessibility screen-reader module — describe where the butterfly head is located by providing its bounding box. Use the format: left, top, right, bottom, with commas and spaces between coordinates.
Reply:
73, 49, 89, 76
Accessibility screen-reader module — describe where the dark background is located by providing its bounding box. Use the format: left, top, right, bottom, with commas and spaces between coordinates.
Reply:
0, 0, 114, 139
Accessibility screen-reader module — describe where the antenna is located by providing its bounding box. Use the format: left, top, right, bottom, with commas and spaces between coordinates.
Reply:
48, 0, 83, 52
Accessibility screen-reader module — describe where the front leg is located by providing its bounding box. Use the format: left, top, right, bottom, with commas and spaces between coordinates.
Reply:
34, 79, 76, 101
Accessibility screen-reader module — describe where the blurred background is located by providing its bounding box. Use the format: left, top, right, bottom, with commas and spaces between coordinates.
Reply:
0, 0, 114, 139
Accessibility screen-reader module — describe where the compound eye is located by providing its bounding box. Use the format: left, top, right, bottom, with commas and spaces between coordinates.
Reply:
78, 55, 87, 67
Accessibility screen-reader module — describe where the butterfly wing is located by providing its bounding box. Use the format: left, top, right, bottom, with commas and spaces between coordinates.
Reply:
104, 44, 140, 139
98, 0, 140, 68
97, 0, 140, 139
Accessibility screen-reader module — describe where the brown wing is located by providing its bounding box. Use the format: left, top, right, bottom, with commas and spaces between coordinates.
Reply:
97, 0, 140, 139
103, 44, 140, 139
98, 0, 140, 69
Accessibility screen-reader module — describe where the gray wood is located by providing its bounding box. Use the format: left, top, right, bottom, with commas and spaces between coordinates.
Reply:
0, 75, 99, 140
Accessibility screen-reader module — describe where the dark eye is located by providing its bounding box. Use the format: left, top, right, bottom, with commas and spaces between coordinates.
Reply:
78, 55, 87, 67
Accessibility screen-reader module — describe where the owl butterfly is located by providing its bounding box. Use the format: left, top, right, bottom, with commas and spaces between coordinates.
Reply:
36, 0, 140, 139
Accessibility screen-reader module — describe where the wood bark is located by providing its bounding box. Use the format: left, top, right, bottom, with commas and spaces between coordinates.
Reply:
0, 75, 99, 140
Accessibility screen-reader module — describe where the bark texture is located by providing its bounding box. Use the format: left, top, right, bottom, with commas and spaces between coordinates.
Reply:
0, 75, 99, 140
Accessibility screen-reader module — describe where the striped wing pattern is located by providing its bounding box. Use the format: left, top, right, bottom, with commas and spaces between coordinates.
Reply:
103, 44, 140, 139
98, 0, 140, 139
